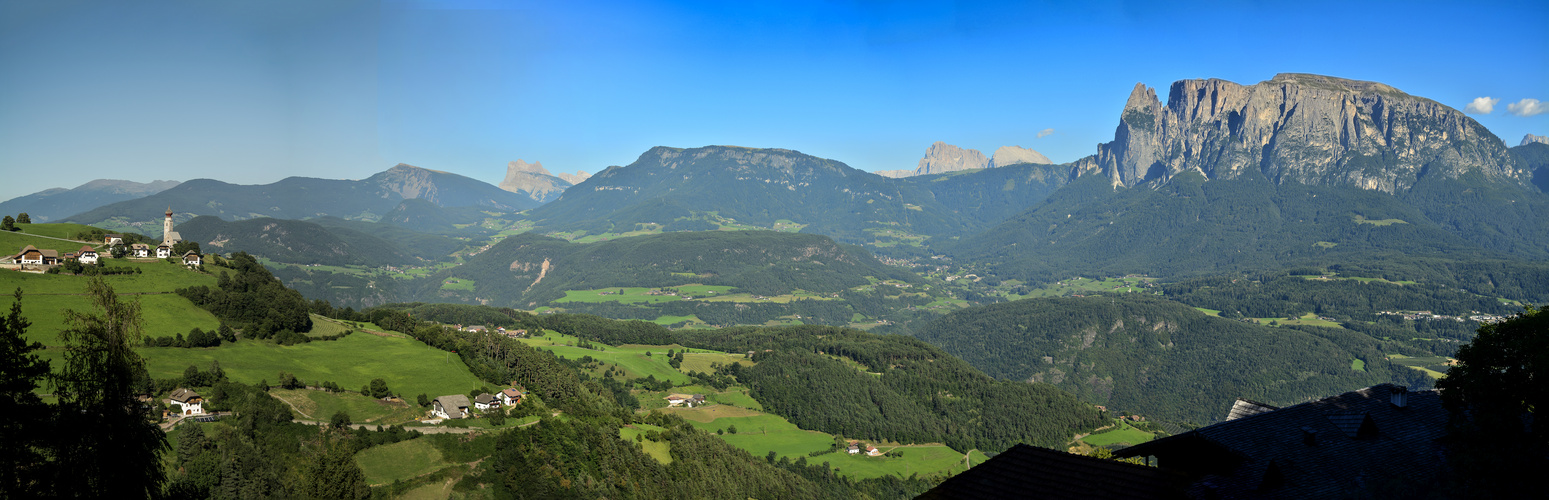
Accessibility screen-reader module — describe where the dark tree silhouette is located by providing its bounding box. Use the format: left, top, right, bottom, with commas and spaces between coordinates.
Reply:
50, 277, 167, 497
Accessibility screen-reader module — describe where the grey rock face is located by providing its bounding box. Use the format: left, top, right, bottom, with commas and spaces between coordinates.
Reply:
990, 145, 1053, 168
1523, 134, 1549, 146
915, 142, 989, 175
1081, 73, 1522, 192
498, 160, 573, 203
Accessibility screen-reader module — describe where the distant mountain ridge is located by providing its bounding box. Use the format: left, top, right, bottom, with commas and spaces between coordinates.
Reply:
877, 143, 1053, 178
0, 179, 179, 222
66, 164, 538, 236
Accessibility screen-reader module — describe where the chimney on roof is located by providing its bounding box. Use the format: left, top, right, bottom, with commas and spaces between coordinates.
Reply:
1301, 426, 1318, 446
1390, 386, 1408, 409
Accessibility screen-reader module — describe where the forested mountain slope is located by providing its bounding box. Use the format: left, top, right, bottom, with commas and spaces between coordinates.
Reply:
420, 230, 917, 307
67, 164, 534, 235
0, 179, 179, 222
910, 295, 1431, 424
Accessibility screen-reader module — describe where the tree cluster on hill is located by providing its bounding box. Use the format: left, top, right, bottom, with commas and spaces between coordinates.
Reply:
1437, 305, 1546, 498
949, 173, 1549, 286
482, 413, 934, 499
1162, 272, 1521, 320
0, 281, 167, 497
909, 294, 1433, 424
177, 252, 312, 337
164, 380, 422, 499
675, 325, 1106, 452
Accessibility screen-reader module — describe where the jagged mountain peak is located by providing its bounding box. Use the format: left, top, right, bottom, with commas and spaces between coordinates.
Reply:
498, 159, 571, 204
1524, 133, 1549, 146
914, 142, 989, 175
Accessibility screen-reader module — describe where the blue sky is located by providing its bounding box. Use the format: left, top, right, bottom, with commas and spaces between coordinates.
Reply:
1, 0, 1545, 201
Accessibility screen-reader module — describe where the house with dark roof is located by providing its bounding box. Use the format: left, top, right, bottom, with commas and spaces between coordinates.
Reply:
168, 388, 205, 416
77, 246, 99, 265
474, 393, 498, 411
104, 234, 124, 246
130, 243, 150, 258
1115, 384, 1448, 499
432, 394, 471, 419
917, 444, 1188, 499
182, 251, 201, 267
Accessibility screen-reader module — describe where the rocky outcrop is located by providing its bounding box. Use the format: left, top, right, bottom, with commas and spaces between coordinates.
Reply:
1523, 134, 1549, 146
990, 145, 1053, 168
1081, 73, 1523, 192
871, 169, 914, 178
914, 142, 989, 175
498, 160, 573, 203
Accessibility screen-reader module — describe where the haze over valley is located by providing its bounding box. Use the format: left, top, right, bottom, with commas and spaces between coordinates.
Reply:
1, 1, 1545, 498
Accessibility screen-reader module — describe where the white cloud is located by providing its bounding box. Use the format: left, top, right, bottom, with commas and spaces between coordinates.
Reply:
1464, 96, 1499, 114
1037, 128, 1055, 138
1508, 98, 1547, 117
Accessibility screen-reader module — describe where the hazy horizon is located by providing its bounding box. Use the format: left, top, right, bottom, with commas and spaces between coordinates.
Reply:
2, 0, 1545, 201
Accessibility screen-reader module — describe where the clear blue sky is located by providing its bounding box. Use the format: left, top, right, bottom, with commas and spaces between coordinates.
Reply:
1, 0, 1545, 201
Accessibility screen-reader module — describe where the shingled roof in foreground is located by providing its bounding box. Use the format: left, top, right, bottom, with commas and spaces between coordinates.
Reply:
1116, 384, 1447, 499
917, 444, 1187, 499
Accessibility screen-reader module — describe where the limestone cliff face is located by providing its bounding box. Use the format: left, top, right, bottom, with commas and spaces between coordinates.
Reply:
1082, 74, 1523, 192
990, 145, 1053, 168
1523, 134, 1549, 146
915, 142, 989, 175
498, 160, 573, 203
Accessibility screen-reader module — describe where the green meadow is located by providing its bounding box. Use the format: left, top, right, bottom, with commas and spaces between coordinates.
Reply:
811, 446, 988, 480
619, 424, 673, 464
305, 314, 352, 338
1, 292, 221, 347
521, 332, 694, 384
267, 389, 423, 424
1078, 420, 1155, 448
16, 223, 104, 240
1387, 353, 1453, 379
354, 438, 450, 486
132, 332, 486, 400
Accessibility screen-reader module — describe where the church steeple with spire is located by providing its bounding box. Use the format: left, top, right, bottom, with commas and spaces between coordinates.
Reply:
162, 207, 181, 245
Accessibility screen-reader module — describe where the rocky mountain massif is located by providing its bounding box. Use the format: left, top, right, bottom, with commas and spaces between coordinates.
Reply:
497, 159, 574, 203
1079, 73, 1525, 191
1523, 133, 1548, 146
948, 73, 1549, 281
66, 164, 539, 236
0, 179, 180, 222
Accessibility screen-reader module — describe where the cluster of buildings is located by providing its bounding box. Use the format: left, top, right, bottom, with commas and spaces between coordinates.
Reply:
4, 208, 201, 270
431, 387, 526, 420
847, 442, 883, 457
664, 393, 706, 407
458, 325, 528, 338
